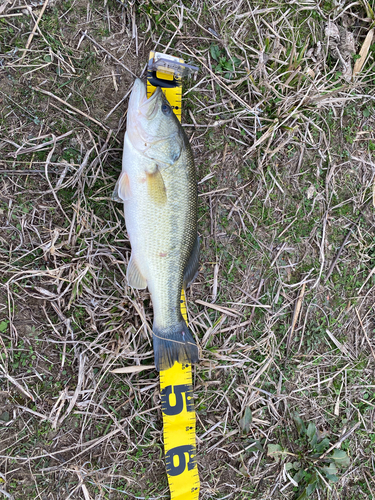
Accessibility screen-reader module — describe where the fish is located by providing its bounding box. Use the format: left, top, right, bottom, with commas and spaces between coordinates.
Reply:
114, 78, 199, 371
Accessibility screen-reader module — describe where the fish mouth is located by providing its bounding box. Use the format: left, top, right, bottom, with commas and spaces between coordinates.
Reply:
126, 79, 164, 152
130, 79, 161, 120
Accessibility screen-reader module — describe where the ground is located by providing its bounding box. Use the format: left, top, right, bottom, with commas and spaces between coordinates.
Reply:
1, 0, 375, 499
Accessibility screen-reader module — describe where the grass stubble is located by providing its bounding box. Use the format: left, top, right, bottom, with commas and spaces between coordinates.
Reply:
0, 0, 375, 498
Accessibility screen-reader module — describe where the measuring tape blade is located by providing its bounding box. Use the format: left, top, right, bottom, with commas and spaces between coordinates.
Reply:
160, 361, 199, 500
147, 53, 200, 500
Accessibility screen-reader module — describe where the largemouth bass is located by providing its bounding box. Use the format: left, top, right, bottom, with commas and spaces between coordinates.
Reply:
114, 78, 199, 371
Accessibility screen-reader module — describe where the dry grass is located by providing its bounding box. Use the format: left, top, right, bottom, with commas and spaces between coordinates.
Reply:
1, 0, 375, 499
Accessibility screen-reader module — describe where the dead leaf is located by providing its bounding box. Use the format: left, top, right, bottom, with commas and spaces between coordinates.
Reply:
306, 184, 315, 199
341, 57, 353, 82
291, 283, 306, 332
340, 30, 355, 55
306, 67, 315, 78
81, 484, 92, 500
111, 365, 155, 374
353, 29, 374, 77
334, 380, 343, 416
267, 444, 287, 463
240, 407, 253, 433
195, 299, 243, 317
0, 0, 11, 14
325, 23, 356, 81
325, 21, 340, 41
326, 329, 351, 358
272, 38, 286, 59
287, 283, 306, 354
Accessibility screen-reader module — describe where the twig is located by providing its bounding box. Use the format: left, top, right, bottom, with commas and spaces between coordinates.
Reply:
0, 13, 23, 18
313, 212, 328, 288
219, 318, 261, 334
291, 364, 350, 393
58, 354, 86, 426
355, 308, 375, 362
212, 262, 219, 303
325, 222, 356, 283
270, 242, 287, 267
195, 299, 243, 317
326, 329, 352, 358
358, 265, 375, 294
111, 365, 154, 374
286, 283, 306, 355
33, 87, 110, 132
0, 169, 53, 175
0, 486, 14, 500
82, 31, 138, 78
181, 42, 257, 117
315, 422, 360, 462
8, 130, 74, 157
249, 279, 264, 324
20, 0, 49, 60
43, 137, 71, 223
105, 88, 132, 121
0, 364, 35, 402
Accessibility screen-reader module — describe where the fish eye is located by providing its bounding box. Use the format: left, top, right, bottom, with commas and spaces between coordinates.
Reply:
161, 103, 172, 115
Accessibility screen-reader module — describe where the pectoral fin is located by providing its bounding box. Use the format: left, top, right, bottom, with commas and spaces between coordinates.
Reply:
112, 172, 131, 202
127, 254, 147, 289
146, 166, 167, 205
183, 236, 200, 289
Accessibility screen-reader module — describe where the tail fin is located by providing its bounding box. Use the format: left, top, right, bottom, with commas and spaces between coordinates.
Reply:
153, 320, 199, 371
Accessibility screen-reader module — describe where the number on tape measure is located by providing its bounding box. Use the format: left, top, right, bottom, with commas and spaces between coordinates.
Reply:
161, 384, 194, 415
165, 445, 197, 476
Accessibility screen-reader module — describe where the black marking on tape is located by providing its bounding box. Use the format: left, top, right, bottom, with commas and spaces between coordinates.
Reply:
165, 445, 197, 476
161, 384, 194, 415
147, 70, 181, 89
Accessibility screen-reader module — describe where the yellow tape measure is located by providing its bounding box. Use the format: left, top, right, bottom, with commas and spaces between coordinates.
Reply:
147, 53, 200, 500
146, 51, 183, 121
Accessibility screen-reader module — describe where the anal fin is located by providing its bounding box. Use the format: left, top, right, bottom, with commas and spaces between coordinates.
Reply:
127, 255, 147, 289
